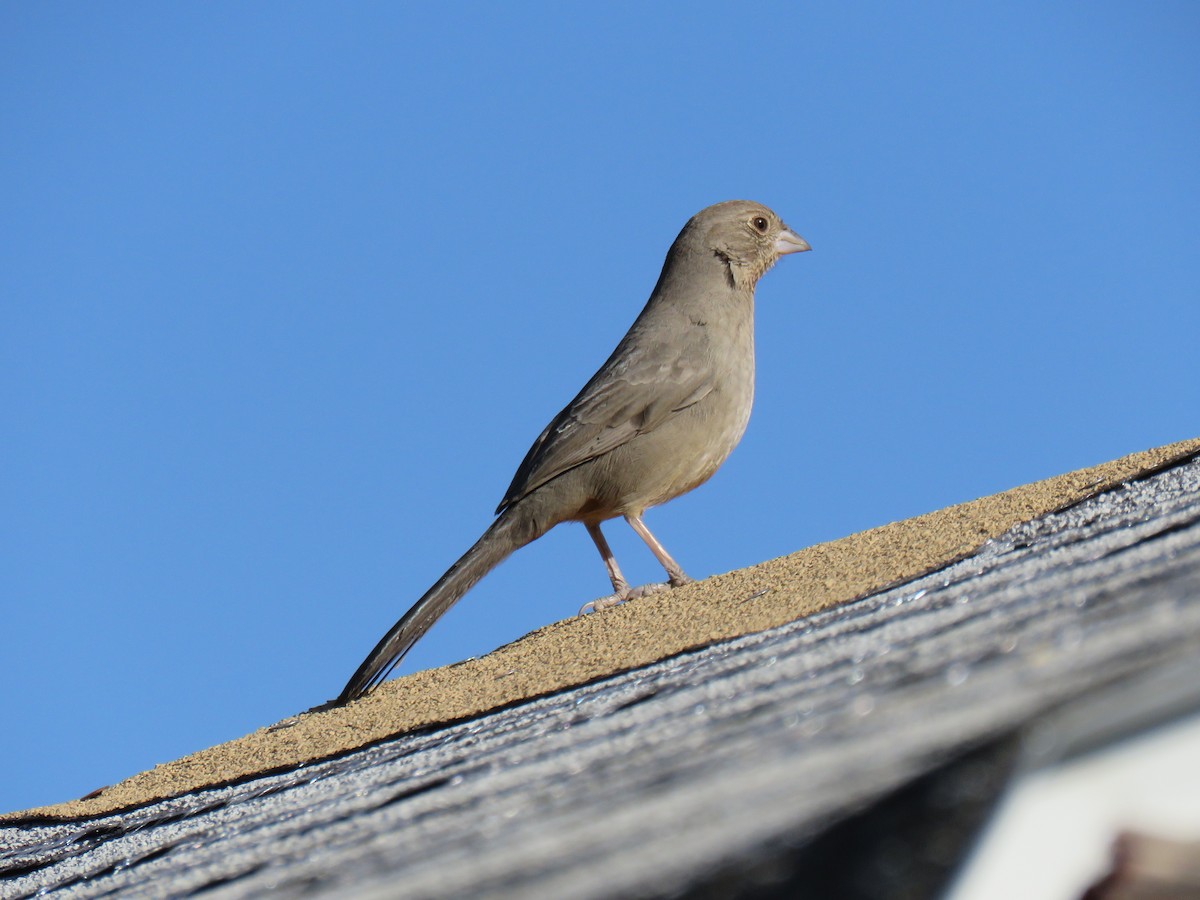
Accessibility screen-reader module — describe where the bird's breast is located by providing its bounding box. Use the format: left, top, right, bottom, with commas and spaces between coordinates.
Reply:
628, 317, 755, 510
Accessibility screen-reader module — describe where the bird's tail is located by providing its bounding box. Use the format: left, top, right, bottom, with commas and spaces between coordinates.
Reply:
337, 505, 542, 703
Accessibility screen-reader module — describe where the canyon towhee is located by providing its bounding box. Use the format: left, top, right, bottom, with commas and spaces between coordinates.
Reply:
339, 200, 810, 702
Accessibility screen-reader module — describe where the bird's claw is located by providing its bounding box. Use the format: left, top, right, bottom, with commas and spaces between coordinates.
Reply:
579, 581, 673, 615
629, 581, 672, 599
578, 597, 612, 615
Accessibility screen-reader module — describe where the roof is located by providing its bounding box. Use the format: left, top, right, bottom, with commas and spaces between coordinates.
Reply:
2, 439, 1198, 897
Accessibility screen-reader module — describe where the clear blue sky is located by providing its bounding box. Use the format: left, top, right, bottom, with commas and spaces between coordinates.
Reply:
3, 3, 1197, 815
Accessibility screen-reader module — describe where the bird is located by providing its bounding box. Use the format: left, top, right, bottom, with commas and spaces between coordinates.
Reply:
338, 200, 810, 702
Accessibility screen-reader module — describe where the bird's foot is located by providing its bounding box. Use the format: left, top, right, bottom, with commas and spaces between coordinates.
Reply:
579, 581, 673, 614
578, 596, 615, 615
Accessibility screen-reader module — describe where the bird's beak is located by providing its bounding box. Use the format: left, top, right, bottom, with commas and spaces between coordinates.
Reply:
774, 229, 811, 255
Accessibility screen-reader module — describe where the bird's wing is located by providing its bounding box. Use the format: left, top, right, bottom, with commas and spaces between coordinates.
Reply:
497, 327, 715, 512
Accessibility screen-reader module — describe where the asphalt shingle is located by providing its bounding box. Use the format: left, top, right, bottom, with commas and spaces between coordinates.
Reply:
2, 450, 1198, 899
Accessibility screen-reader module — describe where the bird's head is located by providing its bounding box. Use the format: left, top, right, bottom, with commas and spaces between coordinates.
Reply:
691, 200, 810, 291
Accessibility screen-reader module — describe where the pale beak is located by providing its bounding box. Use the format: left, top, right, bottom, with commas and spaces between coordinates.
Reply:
774, 229, 812, 255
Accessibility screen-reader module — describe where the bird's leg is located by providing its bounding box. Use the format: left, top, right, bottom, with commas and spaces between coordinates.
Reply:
588, 522, 629, 593
625, 513, 694, 587
580, 521, 673, 613
581, 522, 634, 613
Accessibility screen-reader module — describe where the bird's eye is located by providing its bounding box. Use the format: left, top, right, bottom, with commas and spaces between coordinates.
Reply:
751, 216, 769, 233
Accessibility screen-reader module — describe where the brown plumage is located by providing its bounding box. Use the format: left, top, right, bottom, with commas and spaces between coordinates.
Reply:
338, 200, 810, 702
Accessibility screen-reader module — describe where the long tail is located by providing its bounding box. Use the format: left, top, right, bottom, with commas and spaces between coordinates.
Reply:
338, 506, 541, 703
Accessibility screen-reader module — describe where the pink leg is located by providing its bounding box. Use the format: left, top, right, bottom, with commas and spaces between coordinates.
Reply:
580, 517, 694, 614
625, 513, 693, 587
585, 522, 630, 597
580, 521, 676, 613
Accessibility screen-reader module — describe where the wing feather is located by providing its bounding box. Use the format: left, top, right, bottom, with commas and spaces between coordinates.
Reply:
496, 326, 714, 512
